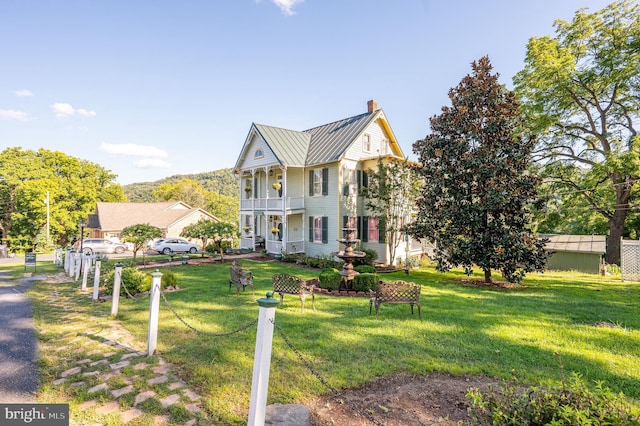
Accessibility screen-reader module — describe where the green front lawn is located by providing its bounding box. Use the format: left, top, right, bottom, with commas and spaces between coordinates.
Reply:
101, 262, 640, 423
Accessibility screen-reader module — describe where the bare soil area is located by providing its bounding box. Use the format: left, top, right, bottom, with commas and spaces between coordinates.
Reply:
307, 372, 500, 426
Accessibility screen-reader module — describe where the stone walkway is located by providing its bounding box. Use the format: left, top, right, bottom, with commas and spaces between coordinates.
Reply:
36, 272, 207, 425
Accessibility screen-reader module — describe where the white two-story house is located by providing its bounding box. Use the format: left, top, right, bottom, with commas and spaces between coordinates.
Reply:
233, 100, 424, 265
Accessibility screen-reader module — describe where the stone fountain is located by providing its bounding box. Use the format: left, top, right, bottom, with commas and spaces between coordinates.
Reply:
334, 227, 366, 283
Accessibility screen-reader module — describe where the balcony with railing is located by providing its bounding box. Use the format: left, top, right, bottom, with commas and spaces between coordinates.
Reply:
240, 196, 304, 213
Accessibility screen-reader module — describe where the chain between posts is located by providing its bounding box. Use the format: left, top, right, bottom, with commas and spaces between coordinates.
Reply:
271, 318, 385, 426
160, 290, 258, 337
118, 278, 138, 300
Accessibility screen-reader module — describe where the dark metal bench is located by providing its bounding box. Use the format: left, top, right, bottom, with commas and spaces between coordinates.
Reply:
369, 280, 421, 318
272, 273, 318, 313
229, 260, 254, 295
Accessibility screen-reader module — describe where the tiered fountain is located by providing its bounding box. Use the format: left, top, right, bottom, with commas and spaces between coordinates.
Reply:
334, 228, 366, 283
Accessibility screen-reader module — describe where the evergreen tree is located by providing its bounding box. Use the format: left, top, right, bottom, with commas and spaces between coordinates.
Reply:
411, 56, 547, 283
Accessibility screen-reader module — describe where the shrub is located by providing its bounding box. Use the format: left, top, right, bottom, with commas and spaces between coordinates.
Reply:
465, 372, 640, 426
404, 255, 422, 269
352, 247, 378, 266
142, 269, 179, 291
353, 273, 378, 292
319, 270, 342, 291
102, 267, 149, 296
354, 265, 376, 274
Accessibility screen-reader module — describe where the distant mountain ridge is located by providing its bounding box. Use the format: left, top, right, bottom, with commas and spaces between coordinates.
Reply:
123, 168, 238, 202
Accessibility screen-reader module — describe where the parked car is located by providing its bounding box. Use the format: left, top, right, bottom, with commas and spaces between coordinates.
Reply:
74, 238, 127, 254
152, 238, 199, 255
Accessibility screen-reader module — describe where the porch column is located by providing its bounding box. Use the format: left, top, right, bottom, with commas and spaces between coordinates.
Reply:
281, 167, 287, 252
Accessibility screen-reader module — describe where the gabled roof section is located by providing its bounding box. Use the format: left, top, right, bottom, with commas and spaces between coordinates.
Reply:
94, 202, 217, 231
254, 124, 311, 167
304, 112, 375, 165
236, 101, 404, 170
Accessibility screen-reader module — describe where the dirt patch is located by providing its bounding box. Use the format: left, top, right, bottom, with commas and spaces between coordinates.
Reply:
459, 278, 528, 290
306, 372, 499, 425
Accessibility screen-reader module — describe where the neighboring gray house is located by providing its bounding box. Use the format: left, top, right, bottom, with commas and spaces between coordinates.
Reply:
233, 100, 424, 265
543, 234, 606, 274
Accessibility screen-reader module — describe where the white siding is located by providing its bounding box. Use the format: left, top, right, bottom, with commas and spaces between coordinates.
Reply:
239, 133, 279, 170
344, 120, 393, 160
304, 163, 340, 257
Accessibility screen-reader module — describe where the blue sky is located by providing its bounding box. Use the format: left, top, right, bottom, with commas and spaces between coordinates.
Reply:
1, 0, 613, 185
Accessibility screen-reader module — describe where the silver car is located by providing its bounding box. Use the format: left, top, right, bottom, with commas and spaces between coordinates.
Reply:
75, 238, 127, 254
152, 238, 199, 255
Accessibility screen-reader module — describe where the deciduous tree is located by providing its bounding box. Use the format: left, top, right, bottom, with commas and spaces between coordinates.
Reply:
121, 224, 162, 262
411, 56, 547, 283
363, 157, 421, 266
513, 0, 640, 264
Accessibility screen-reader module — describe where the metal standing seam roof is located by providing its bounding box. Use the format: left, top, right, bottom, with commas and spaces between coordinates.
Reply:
541, 234, 607, 254
303, 112, 376, 166
253, 124, 311, 167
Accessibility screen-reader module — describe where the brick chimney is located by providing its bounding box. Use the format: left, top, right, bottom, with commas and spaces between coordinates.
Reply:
367, 99, 378, 113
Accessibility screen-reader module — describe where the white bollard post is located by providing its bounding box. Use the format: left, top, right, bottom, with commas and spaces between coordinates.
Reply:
111, 262, 123, 317
248, 292, 280, 425
74, 253, 81, 281
81, 252, 91, 291
147, 270, 163, 356
68, 252, 76, 277
92, 258, 102, 301
64, 248, 70, 273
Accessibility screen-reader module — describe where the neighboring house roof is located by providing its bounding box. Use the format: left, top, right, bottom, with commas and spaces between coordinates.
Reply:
92, 202, 218, 231
235, 101, 402, 171
542, 234, 606, 254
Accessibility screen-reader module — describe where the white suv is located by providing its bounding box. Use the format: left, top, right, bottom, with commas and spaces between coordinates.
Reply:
75, 239, 127, 254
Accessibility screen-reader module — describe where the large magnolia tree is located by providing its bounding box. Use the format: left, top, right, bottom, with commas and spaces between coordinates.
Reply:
513, 0, 640, 264
411, 56, 547, 284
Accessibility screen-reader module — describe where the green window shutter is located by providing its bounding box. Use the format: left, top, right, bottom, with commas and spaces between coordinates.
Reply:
362, 216, 369, 242
322, 168, 329, 195
322, 217, 328, 244
378, 218, 386, 243
342, 216, 348, 228
362, 170, 369, 188
357, 216, 362, 240
309, 216, 313, 242
309, 170, 314, 196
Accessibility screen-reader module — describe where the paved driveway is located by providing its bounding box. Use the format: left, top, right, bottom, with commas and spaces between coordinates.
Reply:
0, 273, 41, 402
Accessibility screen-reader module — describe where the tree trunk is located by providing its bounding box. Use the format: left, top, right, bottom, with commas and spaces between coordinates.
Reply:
606, 209, 626, 265
484, 269, 492, 284
605, 184, 631, 265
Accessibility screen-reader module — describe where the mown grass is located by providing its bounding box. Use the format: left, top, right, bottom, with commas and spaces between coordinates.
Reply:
6, 259, 639, 424
99, 261, 640, 423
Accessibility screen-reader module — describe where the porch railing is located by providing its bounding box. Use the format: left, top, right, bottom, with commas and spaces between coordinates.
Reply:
240, 196, 304, 212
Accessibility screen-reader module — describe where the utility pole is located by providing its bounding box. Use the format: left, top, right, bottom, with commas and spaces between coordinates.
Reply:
44, 191, 50, 238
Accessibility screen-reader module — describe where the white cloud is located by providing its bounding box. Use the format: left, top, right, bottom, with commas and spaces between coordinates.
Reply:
100, 142, 168, 158
15, 89, 33, 97
273, 0, 302, 15
0, 109, 29, 121
257, 0, 303, 15
76, 108, 96, 117
51, 102, 96, 118
133, 158, 172, 169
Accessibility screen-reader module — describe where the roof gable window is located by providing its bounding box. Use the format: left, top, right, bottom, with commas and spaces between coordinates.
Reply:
363, 134, 371, 153
254, 149, 264, 159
